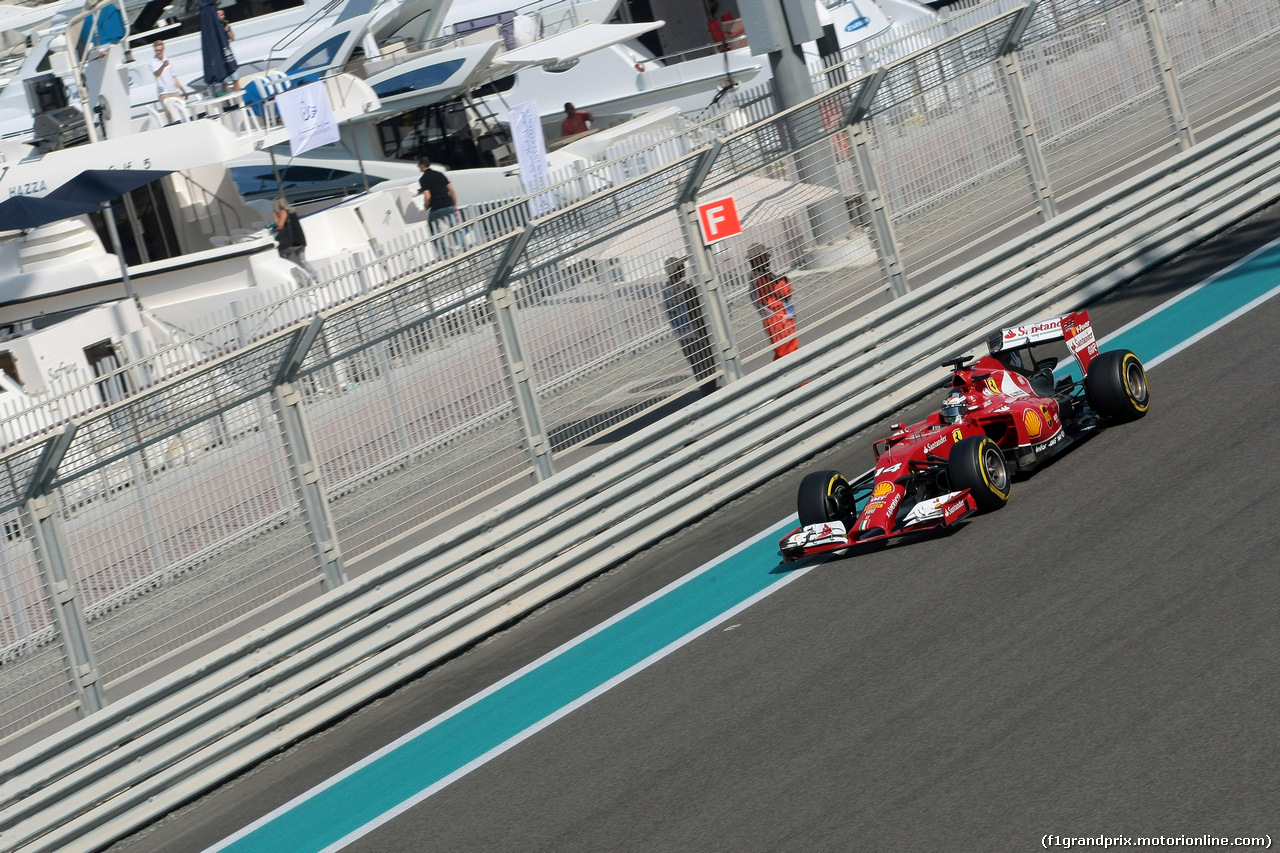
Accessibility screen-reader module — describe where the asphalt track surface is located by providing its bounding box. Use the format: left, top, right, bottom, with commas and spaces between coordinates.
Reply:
111, 206, 1280, 853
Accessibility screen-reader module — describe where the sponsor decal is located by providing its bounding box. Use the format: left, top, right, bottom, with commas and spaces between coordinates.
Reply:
1033, 432, 1065, 454
1001, 318, 1063, 341
994, 405, 1011, 413
883, 491, 902, 519
942, 497, 969, 521
1023, 409, 1042, 438
1064, 320, 1097, 357
924, 436, 948, 453
951, 428, 964, 442
865, 500, 885, 511
902, 491, 962, 525
844, 15, 871, 31
872, 482, 894, 497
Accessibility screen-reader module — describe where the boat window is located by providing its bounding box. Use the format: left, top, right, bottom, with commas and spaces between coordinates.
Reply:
473, 75, 516, 97
376, 100, 494, 168
0, 351, 18, 386
452, 11, 515, 36
371, 58, 466, 99
280, 166, 335, 183
84, 339, 131, 403
287, 34, 350, 75
229, 164, 383, 204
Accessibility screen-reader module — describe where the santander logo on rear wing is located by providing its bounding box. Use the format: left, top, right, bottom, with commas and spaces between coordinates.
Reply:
987, 309, 1099, 373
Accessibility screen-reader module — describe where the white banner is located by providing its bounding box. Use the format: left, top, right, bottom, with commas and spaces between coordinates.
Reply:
508, 100, 553, 219
276, 82, 340, 157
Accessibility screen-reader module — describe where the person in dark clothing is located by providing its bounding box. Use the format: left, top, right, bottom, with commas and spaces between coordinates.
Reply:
273, 197, 315, 279
419, 156, 460, 256
418, 156, 458, 222
663, 257, 717, 394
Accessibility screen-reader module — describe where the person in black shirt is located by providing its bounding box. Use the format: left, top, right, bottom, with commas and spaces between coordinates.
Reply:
419, 156, 461, 256
418, 156, 457, 223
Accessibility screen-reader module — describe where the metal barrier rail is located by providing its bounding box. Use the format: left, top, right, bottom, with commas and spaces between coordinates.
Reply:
3, 89, 1279, 853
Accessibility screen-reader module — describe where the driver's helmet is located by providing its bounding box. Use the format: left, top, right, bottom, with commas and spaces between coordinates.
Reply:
940, 391, 969, 425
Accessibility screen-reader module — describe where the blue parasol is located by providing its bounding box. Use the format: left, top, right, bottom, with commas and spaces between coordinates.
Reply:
200, 0, 238, 90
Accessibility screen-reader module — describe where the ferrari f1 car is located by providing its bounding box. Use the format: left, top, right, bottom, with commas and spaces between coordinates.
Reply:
779, 310, 1149, 561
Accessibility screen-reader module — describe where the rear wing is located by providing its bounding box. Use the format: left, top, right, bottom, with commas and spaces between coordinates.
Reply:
987, 309, 1099, 374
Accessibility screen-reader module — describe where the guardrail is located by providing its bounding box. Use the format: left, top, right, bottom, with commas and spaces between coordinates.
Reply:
3, 81, 1279, 853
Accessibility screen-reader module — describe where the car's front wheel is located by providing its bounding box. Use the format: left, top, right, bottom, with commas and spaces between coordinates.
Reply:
797, 470, 852, 526
949, 437, 1011, 512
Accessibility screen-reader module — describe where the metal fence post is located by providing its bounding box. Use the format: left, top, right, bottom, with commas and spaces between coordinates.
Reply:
271, 318, 346, 590
23, 427, 106, 715
1138, 0, 1194, 150
843, 70, 910, 298
489, 229, 555, 482
678, 142, 743, 386
999, 4, 1058, 222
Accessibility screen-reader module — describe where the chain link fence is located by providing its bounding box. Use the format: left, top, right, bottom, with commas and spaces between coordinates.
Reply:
1, 0, 1275, 755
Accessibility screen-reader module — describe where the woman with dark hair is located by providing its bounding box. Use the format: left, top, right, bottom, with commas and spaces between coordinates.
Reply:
273, 197, 316, 279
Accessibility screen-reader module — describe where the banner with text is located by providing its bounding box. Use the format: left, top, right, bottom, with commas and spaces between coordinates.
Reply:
508, 101, 553, 219
277, 81, 340, 157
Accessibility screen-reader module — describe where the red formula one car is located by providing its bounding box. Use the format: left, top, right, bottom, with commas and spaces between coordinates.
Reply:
779, 310, 1150, 561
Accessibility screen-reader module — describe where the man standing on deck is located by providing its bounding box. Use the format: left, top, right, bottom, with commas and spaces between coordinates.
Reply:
151, 41, 188, 122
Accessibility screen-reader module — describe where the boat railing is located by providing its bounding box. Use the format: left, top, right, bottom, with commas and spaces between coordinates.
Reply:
640, 42, 740, 68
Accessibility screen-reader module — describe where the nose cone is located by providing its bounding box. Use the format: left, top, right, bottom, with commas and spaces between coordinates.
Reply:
855, 480, 903, 539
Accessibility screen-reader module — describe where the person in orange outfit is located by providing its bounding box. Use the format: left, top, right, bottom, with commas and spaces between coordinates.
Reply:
748, 244, 798, 360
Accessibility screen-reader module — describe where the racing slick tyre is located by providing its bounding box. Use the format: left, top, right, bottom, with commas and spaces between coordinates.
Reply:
797, 470, 852, 526
948, 437, 1011, 512
1086, 349, 1150, 422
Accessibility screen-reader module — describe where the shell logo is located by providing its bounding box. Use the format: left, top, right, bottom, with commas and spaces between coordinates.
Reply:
872, 482, 894, 497
1023, 409, 1043, 438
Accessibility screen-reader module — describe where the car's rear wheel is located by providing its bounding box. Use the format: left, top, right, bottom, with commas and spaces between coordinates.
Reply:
1086, 349, 1150, 422
948, 437, 1010, 512
797, 470, 852, 526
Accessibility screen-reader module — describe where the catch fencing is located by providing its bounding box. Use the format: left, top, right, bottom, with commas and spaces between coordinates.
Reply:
0, 0, 1277, 754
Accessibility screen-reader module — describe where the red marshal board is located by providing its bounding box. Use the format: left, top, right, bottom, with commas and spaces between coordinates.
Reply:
696, 196, 742, 244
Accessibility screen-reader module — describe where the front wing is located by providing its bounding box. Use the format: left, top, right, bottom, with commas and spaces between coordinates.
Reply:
778, 490, 978, 562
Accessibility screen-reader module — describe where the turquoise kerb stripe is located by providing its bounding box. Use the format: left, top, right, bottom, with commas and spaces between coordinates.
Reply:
219, 529, 794, 853
1108, 240, 1280, 360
